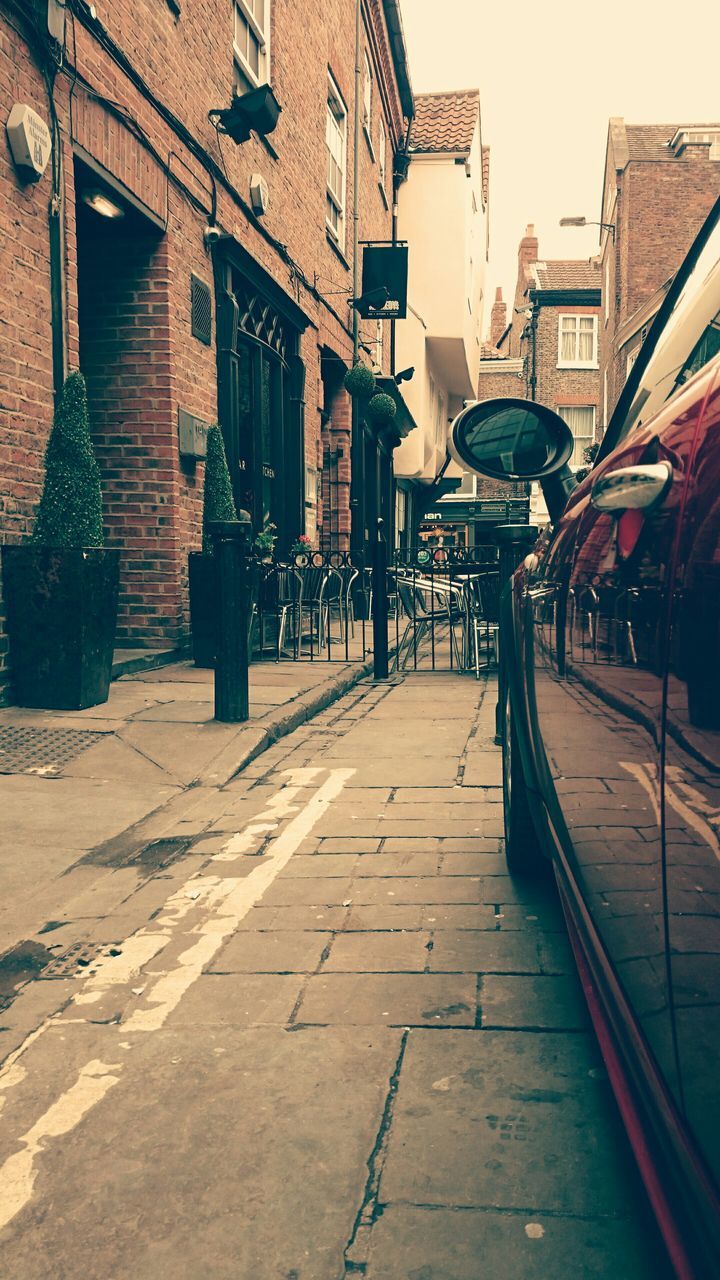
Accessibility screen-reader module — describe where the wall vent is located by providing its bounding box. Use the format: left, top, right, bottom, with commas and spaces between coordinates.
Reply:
191, 275, 212, 345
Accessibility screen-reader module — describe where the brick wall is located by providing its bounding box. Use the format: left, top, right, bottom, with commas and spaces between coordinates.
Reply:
1, 0, 406, 688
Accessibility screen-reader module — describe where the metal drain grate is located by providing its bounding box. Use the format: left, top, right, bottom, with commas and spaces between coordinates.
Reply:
42, 941, 108, 978
0, 725, 105, 776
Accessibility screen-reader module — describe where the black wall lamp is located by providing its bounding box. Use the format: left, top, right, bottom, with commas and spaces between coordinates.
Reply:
394, 366, 414, 384
209, 84, 281, 145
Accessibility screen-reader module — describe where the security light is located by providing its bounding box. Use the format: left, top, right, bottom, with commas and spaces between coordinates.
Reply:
394, 367, 415, 384
209, 85, 281, 146
82, 188, 124, 219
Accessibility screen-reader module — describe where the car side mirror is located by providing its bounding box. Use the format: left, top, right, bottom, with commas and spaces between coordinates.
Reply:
449, 398, 578, 523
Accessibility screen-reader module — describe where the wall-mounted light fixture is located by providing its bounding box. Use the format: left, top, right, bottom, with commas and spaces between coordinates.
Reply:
82, 188, 125, 219
394, 366, 414, 385
559, 215, 615, 242
209, 84, 281, 146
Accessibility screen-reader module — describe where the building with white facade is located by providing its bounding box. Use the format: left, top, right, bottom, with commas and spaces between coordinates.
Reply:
393, 90, 488, 546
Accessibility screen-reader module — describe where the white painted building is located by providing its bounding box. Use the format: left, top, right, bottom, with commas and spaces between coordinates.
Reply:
393, 90, 489, 542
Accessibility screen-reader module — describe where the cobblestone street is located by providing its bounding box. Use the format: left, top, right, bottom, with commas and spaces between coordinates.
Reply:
0, 673, 670, 1278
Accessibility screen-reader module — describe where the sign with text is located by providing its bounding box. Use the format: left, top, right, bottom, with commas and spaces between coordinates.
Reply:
360, 244, 408, 320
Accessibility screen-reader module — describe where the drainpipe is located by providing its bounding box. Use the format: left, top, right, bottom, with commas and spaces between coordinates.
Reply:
390, 118, 412, 378
350, 0, 363, 550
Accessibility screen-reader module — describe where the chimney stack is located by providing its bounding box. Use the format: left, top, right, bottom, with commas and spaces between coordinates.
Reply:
518, 223, 539, 286
490, 287, 507, 347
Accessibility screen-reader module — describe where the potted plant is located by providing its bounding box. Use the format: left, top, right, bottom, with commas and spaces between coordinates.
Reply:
343, 362, 376, 400
254, 520, 277, 562
188, 424, 237, 667
366, 391, 397, 427
289, 533, 313, 564
1, 370, 120, 710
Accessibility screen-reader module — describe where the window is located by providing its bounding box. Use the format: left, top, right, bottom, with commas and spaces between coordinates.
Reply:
373, 320, 383, 372
326, 75, 347, 246
234, 0, 270, 93
378, 118, 386, 192
363, 52, 372, 132
557, 314, 598, 367
559, 406, 596, 468
395, 488, 406, 547
626, 348, 639, 378
604, 261, 610, 326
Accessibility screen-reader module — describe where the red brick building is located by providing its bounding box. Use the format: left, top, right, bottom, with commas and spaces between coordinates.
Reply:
0, 0, 413, 689
475, 226, 601, 524
600, 119, 720, 422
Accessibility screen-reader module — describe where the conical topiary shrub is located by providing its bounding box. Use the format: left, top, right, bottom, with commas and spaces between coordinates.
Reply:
32, 370, 104, 548
344, 362, 376, 400
201, 425, 236, 554
2, 369, 119, 710
190, 424, 237, 666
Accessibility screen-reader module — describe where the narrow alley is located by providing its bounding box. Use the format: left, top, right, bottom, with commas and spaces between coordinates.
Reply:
0, 673, 669, 1278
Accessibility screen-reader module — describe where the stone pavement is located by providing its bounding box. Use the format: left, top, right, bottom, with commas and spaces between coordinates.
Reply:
0, 673, 671, 1278
0, 656, 371, 952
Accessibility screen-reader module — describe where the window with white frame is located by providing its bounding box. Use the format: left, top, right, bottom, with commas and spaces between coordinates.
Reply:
363, 52, 372, 132
373, 320, 383, 372
557, 314, 598, 367
626, 347, 639, 379
233, 0, 270, 94
604, 261, 610, 326
559, 406, 596, 467
395, 488, 406, 546
378, 118, 386, 192
326, 74, 347, 246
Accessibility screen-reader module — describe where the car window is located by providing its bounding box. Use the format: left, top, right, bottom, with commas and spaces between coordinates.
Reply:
604, 203, 720, 452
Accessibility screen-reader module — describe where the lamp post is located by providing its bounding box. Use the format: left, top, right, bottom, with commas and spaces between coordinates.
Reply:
559, 216, 615, 242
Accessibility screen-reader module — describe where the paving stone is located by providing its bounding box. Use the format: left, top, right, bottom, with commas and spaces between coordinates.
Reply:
353, 853, 440, 877
343, 905, 424, 931
296, 973, 477, 1026
261, 876, 355, 906
429, 930, 542, 974
323, 931, 430, 972
441, 852, 507, 876
165, 973, 304, 1026
317, 837, 383, 853
350, 876, 520, 906
380, 1030, 635, 1216
365, 1206, 669, 1280
462, 752, 503, 786
481, 974, 589, 1030
235, 905, 348, 931
210, 931, 332, 973
280, 855, 360, 878
423, 904, 499, 930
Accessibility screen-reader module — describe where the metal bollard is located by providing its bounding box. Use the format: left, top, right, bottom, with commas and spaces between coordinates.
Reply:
372, 517, 389, 680
209, 512, 253, 723
493, 523, 538, 745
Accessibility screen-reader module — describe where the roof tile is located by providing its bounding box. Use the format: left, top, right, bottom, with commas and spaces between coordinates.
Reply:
410, 90, 479, 153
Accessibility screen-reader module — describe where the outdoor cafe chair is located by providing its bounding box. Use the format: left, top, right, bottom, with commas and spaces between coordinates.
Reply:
467, 571, 501, 677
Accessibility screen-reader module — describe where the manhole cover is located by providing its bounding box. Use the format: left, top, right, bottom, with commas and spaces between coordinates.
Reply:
0, 725, 105, 776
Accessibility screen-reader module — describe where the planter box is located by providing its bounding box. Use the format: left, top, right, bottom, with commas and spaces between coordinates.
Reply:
188, 551, 218, 667
2, 546, 120, 710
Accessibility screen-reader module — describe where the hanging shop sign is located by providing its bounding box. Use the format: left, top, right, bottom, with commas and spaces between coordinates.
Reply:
6, 104, 52, 183
360, 244, 408, 319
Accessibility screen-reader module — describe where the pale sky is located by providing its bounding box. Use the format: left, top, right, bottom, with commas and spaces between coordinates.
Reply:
399, 0, 720, 336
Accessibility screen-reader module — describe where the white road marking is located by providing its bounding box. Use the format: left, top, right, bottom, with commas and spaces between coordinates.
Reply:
0, 1060, 120, 1232
621, 760, 719, 861
0, 767, 354, 1229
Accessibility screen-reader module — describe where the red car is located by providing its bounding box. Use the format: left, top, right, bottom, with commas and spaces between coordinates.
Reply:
450, 196, 720, 1278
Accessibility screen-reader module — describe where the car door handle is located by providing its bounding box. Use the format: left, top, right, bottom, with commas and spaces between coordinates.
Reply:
590, 461, 673, 512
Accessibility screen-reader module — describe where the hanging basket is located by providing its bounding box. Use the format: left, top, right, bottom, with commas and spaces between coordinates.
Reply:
343, 363, 376, 400
366, 392, 397, 426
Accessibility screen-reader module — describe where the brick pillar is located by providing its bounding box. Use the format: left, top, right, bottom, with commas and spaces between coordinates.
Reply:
77, 214, 180, 647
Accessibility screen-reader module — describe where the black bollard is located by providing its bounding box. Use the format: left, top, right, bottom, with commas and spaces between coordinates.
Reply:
493, 522, 538, 745
209, 512, 253, 723
372, 517, 389, 680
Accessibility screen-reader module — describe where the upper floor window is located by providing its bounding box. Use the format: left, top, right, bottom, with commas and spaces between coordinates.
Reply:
559, 405, 596, 467
378, 118, 386, 193
363, 52, 372, 132
234, 0, 270, 93
326, 74, 347, 248
557, 314, 598, 368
